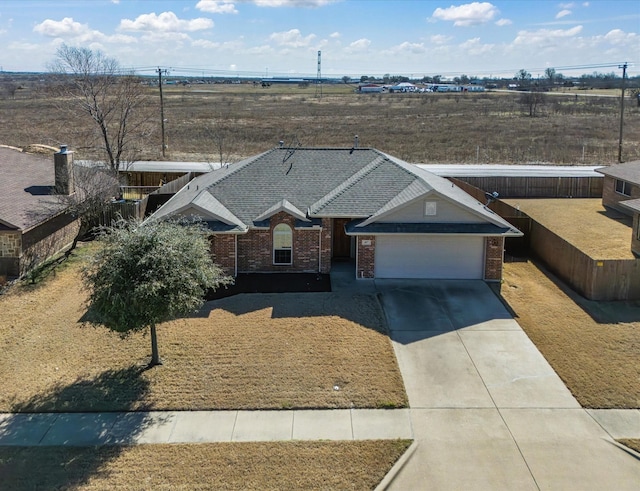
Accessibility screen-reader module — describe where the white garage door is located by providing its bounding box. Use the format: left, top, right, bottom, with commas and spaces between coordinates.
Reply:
374, 235, 484, 279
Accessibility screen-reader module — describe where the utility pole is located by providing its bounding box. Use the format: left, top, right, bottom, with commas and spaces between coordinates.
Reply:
618, 62, 627, 163
157, 67, 168, 157
315, 50, 322, 99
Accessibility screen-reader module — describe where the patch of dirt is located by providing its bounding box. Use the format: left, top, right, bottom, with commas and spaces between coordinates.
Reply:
501, 260, 640, 408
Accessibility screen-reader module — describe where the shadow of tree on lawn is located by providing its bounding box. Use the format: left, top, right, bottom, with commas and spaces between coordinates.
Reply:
0, 365, 169, 490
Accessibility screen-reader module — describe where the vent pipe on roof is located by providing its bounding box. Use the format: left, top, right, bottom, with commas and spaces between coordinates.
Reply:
354, 135, 359, 149
279, 140, 284, 148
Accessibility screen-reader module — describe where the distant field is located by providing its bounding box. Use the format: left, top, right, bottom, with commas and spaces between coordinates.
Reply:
0, 78, 638, 165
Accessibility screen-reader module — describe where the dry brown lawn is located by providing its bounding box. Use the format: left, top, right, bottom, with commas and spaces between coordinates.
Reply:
0, 248, 407, 412
501, 260, 640, 408
0, 440, 411, 490
502, 198, 634, 259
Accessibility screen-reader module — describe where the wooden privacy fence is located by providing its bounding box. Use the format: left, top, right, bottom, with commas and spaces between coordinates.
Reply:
453, 175, 602, 198
451, 177, 640, 300
101, 198, 148, 226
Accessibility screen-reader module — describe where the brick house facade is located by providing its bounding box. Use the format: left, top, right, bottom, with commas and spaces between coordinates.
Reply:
150, 147, 520, 282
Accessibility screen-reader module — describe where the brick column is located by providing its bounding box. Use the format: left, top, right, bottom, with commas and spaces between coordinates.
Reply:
320, 218, 332, 274
484, 236, 504, 281
210, 234, 236, 277
356, 235, 376, 279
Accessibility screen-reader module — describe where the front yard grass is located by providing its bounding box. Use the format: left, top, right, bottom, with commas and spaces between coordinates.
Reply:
0, 249, 407, 412
0, 440, 412, 490
501, 260, 640, 408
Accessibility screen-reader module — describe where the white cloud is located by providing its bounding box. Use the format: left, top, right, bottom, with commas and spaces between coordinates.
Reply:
347, 38, 371, 50
33, 17, 137, 44
111, 0, 120, 4
556, 9, 572, 19
34, 17, 86, 37
513, 25, 583, 46
196, 0, 238, 14
243, 0, 339, 6
192, 39, 221, 49
268, 28, 315, 47
558, 2, 575, 8
459, 37, 494, 55
119, 12, 213, 33
430, 34, 452, 44
602, 28, 638, 45
388, 41, 427, 54
431, 2, 499, 27
330, 31, 340, 38
495, 18, 512, 26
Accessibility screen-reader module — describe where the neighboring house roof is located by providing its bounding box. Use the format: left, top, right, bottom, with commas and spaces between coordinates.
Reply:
149, 147, 521, 236
618, 198, 640, 214
596, 160, 640, 183
0, 147, 65, 231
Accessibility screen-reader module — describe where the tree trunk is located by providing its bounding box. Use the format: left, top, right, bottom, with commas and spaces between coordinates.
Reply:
149, 323, 163, 366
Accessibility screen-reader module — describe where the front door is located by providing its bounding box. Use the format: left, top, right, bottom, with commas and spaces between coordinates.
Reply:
332, 218, 351, 259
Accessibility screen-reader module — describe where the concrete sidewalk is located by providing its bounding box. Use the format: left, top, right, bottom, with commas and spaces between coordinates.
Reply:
0, 408, 412, 446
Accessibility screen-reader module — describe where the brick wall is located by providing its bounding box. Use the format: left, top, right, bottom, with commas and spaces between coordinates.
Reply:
0, 232, 21, 258
319, 218, 332, 273
631, 214, 640, 256
20, 219, 80, 277
602, 176, 640, 215
484, 236, 504, 281
236, 211, 322, 273
356, 235, 376, 279
210, 234, 236, 276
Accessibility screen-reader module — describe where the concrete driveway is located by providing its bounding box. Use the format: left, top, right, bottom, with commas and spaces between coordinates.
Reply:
376, 279, 640, 490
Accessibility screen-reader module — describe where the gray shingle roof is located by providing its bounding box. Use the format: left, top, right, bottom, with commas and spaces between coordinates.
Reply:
150, 147, 520, 236
596, 160, 640, 182
0, 147, 66, 231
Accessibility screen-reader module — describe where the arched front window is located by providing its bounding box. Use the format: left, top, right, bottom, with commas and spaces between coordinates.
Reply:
273, 223, 292, 265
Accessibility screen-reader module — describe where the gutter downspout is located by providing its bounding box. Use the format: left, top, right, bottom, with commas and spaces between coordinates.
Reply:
234, 234, 238, 277
318, 226, 322, 273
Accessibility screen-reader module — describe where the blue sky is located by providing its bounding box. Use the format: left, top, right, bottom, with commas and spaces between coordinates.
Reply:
0, 1, 638, 78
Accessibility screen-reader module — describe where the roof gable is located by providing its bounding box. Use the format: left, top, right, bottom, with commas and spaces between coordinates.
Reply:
255, 199, 309, 222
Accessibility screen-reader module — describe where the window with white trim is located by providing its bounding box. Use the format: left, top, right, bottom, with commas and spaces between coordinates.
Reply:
273, 223, 292, 265
615, 179, 632, 197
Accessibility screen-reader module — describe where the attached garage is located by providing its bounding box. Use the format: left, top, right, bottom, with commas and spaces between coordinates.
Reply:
374, 235, 485, 279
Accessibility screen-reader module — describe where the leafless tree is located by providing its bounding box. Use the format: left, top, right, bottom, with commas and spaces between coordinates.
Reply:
198, 111, 239, 168
1, 80, 19, 99
48, 45, 153, 173
519, 90, 547, 117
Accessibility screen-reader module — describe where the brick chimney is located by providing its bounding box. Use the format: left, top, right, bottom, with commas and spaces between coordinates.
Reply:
54, 145, 74, 195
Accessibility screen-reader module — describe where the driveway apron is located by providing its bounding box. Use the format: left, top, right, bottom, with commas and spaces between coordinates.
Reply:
377, 279, 640, 491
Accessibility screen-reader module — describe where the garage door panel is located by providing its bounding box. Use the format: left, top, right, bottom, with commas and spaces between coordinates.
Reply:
375, 236, 484, 279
